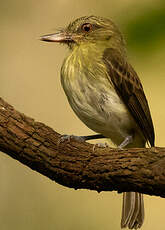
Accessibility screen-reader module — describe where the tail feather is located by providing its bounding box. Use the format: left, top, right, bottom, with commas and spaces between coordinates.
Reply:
121, 192, 144, 229
135, 194, 144, 228
121, 192, 136, 227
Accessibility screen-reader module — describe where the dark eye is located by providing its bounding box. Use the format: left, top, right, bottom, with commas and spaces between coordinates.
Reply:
81, 23, 92, 32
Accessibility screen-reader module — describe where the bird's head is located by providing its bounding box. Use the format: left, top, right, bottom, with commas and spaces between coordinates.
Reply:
41, 16, 125, 51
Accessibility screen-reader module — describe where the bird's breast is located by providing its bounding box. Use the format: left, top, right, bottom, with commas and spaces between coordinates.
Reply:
60, 49, 136, 145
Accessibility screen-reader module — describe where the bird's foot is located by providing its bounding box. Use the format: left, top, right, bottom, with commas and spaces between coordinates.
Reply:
92, 142, 109, 152
58, 134, 86, 145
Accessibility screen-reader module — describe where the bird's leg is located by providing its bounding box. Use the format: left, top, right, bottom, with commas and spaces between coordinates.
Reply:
59, 134, 105, 143
118, 135, 133, 149
79, 134, 105, 141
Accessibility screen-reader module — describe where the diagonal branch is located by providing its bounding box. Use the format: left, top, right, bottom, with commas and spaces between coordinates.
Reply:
0, 97, 164, 197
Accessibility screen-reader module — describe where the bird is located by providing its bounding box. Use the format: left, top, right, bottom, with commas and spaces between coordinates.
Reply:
40, 15, 155, 229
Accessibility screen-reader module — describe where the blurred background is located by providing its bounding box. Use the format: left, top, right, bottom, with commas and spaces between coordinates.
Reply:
1, 0, 165, 229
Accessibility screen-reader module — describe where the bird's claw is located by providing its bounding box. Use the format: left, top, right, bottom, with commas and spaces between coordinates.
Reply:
92, 142, 109, 152
58, 134, 86, 146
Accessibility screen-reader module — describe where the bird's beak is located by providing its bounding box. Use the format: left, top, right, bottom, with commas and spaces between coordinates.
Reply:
40, 32, 73, 43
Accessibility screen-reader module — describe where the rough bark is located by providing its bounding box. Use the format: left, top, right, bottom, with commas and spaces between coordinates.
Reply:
0, 97, 165, 197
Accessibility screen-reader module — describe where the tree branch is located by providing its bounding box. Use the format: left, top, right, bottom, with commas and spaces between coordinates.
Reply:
0, 97, 164, 197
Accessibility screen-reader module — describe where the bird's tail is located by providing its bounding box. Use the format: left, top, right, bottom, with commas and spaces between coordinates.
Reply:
121, 191, 144, 229
120, 138, 145, 229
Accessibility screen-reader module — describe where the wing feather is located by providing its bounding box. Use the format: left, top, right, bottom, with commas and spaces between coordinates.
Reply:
103, 48, 155, 146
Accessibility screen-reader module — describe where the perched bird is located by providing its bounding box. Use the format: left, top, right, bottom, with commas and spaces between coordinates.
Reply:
41, 16, 155, 229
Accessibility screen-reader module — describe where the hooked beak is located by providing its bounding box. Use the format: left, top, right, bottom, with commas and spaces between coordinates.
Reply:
40, 32, 73, 43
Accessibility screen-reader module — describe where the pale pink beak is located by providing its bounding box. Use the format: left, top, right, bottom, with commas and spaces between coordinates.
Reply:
40, 32, 73, 43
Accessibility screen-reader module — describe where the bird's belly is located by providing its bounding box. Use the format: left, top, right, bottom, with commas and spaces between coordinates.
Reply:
62, 77, 136, 146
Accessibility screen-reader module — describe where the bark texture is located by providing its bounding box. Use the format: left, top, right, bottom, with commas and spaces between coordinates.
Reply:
0, 97, 165, 197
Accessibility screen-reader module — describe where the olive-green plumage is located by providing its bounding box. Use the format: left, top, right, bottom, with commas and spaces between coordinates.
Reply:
41, 15, 155, 229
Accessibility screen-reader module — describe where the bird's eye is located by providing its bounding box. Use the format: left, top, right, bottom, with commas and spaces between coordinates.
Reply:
81, 23, 92, 32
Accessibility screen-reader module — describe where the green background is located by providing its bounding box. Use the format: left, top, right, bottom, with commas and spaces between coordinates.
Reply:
1, 0, 165, 229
